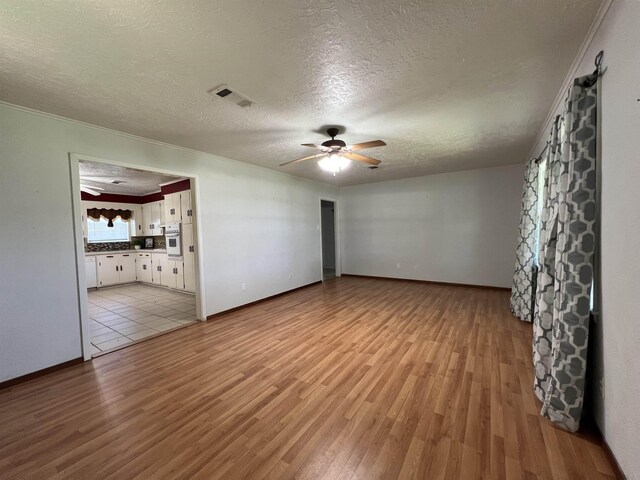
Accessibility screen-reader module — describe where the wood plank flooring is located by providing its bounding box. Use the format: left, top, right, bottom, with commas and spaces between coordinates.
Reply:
0, 277, 618, 479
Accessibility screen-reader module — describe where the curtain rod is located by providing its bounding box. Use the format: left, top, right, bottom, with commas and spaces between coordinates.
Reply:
532, 141, 550, 164
530, 50, 603, 165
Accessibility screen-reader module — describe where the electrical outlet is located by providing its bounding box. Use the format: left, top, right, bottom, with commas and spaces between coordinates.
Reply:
288, 272, 293, 279
396, 263, 400, 269
413, 265, 418, 271
241, 282, 246, 291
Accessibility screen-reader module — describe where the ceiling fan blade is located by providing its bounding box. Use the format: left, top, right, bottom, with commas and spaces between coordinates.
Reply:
302, 143, 334, 152
349, 140, 386, 151
343, 152, 382, 166
80, 186, 102, 196
279, 153, 327, 167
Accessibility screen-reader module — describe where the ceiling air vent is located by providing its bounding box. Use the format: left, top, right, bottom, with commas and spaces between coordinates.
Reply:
208, 84, 255, 108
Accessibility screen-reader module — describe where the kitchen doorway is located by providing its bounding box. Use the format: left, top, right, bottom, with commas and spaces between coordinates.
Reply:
320, 199, 337, 281
70, 154, 206, 360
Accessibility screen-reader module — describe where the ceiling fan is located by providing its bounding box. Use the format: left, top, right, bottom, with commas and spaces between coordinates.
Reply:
280, 128, 386, 174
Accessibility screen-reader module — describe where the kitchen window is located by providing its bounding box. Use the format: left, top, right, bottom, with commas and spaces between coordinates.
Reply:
87, 217, 130, 243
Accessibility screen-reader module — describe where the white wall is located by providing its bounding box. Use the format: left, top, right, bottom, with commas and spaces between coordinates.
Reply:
0, 103, 338, 383
339, 164, 524, 288
528, 2, 640, 477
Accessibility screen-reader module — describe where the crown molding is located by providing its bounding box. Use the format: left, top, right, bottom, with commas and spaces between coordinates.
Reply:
528, 0, 613, 158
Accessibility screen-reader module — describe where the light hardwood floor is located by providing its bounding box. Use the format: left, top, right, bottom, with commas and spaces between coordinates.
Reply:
0, 277, 617, 479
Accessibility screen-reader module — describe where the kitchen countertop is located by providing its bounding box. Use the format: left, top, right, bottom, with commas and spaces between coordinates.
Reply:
85, 249, 167, 256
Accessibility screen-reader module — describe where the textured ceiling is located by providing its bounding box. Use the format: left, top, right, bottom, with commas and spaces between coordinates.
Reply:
79, 161, 182, 196
1, 0, 602, 186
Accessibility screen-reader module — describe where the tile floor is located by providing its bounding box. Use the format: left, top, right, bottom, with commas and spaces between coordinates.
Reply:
88, 284, 197, 356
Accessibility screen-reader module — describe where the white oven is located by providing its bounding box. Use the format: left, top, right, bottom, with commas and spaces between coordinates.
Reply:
165, 221, 182, 258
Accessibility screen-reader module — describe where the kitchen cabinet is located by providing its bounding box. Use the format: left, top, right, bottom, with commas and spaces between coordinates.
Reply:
119, 254, 136, 283
169, 260, 185, 290
136, 252, 153, 284
141, 203, 151, 236
164, 192, 181, 223
159, 254, 184, 290
97, 255, 119, 287
180, 190, 193, 224
164, 190, 192, 224
141, 201, 164, 236
151, 252, 165, 285
182, 223, 196, 292
97, 253, 136, 287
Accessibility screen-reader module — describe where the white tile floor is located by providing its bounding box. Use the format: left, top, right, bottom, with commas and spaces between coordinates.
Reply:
88, 284, 197, 356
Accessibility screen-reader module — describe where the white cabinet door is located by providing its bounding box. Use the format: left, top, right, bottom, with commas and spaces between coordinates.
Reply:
163, 194, 172, 223
131, 205, 143, 237
97, 255, 119, 287
159, 255, 173, 288
159, 200, 165, 226
119, 254, 137, 283
165, 193, 181, 222
141, 203, 152, 236
136, 253, 153, 283
151, 253, 165, 285
142, 202, 163, 236
180, 190, 192, 224
152, 202, 164, 235
174, 260, 185, 291
182, 223, 195, 292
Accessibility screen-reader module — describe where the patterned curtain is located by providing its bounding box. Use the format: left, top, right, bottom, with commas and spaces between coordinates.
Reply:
510, 159, 540, 321
533, 73, 598, 432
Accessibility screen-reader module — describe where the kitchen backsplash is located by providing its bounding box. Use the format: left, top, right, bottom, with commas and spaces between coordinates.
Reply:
135, 236, 167, 249
84, 235, 166, 252
84, 241, 132, 252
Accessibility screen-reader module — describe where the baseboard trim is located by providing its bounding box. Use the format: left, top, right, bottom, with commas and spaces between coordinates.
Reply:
0, 357, 85, 391
207, 281, 322, 320
601, 439, 626, 480
563, 407, 626, 479
341, 273, 511, 291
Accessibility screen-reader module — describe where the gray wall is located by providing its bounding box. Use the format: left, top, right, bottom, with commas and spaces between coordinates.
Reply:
339, 164, 524, 288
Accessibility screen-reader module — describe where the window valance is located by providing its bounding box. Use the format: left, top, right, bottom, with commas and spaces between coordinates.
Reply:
86, 208, 132, 227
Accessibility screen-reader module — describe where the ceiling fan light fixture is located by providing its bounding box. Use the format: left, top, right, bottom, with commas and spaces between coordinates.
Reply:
318, 153, 350, 174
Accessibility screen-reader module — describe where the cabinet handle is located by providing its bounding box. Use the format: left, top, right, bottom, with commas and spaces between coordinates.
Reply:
115, 266, 118, 272
120, 265, 123, 271
143, 265, 146, 270
106, 255, 114, 258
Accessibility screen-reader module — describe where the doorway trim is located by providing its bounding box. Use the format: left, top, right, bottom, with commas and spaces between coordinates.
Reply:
69, 153, 207, 361
319, 197, 341, 281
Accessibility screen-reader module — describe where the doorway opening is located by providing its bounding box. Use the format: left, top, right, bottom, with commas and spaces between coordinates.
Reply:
321, 199, 337, 281
70, 155, 205, 359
